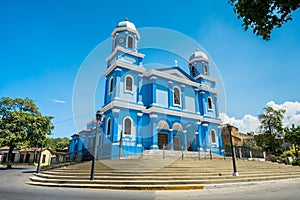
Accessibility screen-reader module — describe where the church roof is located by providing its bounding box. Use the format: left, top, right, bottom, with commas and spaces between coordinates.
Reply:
155, 66, 195, 82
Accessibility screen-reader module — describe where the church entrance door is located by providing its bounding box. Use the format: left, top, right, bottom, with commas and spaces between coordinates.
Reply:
158, 133, 168, 150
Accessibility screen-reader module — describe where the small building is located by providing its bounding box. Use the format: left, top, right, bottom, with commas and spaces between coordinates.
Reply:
0, 146, 20, 163
221, 125, 243, 146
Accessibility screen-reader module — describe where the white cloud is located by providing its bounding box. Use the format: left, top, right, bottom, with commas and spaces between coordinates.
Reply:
49, 99, 67, 104
220, 101, 300, 133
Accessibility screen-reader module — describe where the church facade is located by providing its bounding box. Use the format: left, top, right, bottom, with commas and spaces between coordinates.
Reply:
69, 19, 223, 159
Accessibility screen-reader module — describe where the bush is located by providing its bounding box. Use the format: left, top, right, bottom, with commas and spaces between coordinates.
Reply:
292, 158, 300, 166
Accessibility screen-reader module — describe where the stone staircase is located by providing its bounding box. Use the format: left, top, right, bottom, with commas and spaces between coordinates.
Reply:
28, 157, 300, 190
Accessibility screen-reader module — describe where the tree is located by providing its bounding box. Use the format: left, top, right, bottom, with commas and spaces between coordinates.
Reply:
46, 137, 70, 151
229, 0, 300, 40
258, 106, 285, 154
285, 125, 300, 157
0, 97, 54, 168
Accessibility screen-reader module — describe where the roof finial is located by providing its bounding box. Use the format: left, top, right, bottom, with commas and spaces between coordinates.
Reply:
125, 17, 128, 21
174, 60, 178, 67
196, 48, 199, 51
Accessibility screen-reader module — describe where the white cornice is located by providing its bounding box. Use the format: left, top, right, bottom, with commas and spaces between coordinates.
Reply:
188, 57, 210, 64
199, 85, 219, 94
103, 60, 146, 76
195, 74, 216, 82
106, 46, 145, 62
111, 27, 140, 39
145, 69, 200, 87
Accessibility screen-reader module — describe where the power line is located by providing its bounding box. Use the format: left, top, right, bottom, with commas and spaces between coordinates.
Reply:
53, 112, 94, 124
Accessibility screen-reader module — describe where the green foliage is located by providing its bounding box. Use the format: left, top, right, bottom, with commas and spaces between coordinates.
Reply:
46, 137, 70, 151
258, 106, 285, 155
0, 97, 54, 165
292, 158, 300, 166
229, 0, 300, 40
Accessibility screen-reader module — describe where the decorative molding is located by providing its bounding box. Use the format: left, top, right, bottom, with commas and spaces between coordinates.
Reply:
194, 74, 216, 82
106, 46, 144, 62
112, 108, 120, 113
111, 27, 140, 39
202, 123, 209, 127
103, 60, 146, 76
188, 57, 210, 65
150, 114, 158, 118
137, 112, 143, 117
182, 130, 187, 133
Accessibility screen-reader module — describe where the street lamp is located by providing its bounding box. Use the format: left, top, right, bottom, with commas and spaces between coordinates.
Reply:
90, 110, 101, 180
227, 124, 239, 176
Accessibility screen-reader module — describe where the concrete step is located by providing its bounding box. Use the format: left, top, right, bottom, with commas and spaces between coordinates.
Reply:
28, 158, 300, 190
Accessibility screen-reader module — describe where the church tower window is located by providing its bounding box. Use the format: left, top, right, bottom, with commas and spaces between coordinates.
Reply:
173, 87, 181, 106
109, 77, 114, 93
124, 117, 132, 135
208, 97, 213, 110
204, 64, 209, 75
106, 118, 111, 137
191, 65, 196, 76
125, 76, 133, 92
211, 130, 216, 143
128, 36, 134, 49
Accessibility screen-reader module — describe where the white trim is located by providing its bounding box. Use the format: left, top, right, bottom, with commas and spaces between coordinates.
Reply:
106, 118, 111, 137
112, 108, 120, 113
106, 46, 145, 62
194, 74, 216, 82
199, 85, 219, 94
100, 100, 222, 124
137, 112, 143, 117
173, 86, 182, 107
146, 69, 199, 87
123, 117, 133, 136
125, 75, 134, 93
111, 27, 140, 39
188, 57, 210, 64
103, 60, 146, 77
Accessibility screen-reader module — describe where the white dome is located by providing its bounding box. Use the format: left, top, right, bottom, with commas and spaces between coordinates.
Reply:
193, 50, 208, 59
116, 19, 136, 30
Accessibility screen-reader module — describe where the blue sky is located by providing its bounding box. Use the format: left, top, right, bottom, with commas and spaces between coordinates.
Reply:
1, 0, 300, 137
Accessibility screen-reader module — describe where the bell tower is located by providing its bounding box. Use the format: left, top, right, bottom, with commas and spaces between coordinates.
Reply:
111, 17, 140, 53
188, 49, 210, 80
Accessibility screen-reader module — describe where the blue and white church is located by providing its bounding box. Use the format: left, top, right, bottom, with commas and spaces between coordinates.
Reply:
69, 19, 223, 159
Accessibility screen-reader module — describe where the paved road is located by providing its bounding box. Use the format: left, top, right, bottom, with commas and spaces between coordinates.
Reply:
1, 165, 300, 200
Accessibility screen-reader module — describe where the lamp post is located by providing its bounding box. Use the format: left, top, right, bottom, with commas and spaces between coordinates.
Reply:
227, 124, 239, 176
36, 135, 45, 174
90, 110, 101, 181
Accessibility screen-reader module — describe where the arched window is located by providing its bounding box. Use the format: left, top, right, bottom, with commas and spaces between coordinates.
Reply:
124, 117, 132, 135
125, 76, 133, 92
211, 130, 216, 143
128, 36, 134, 49
113, 38, 116, 49
106, 118, 111, 137
191, 65, 196, 76
204, 64, 209, 75
173, 87, 181, 106
109, 77, 114, 93
208, 97, 213, 110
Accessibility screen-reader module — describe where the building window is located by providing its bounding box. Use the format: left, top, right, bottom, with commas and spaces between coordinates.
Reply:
109, 77, 114, 93
191, 65, 196, 76
124, 117, 132, 135
208, 97, 213, 110
106, 118, 111, 137
204, 64, 209, 75
125, 76, 133, 92
113, 38, 116, 49
128, 36, 134, 49
211, 130, 216, 143
173, 87, 181, 106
